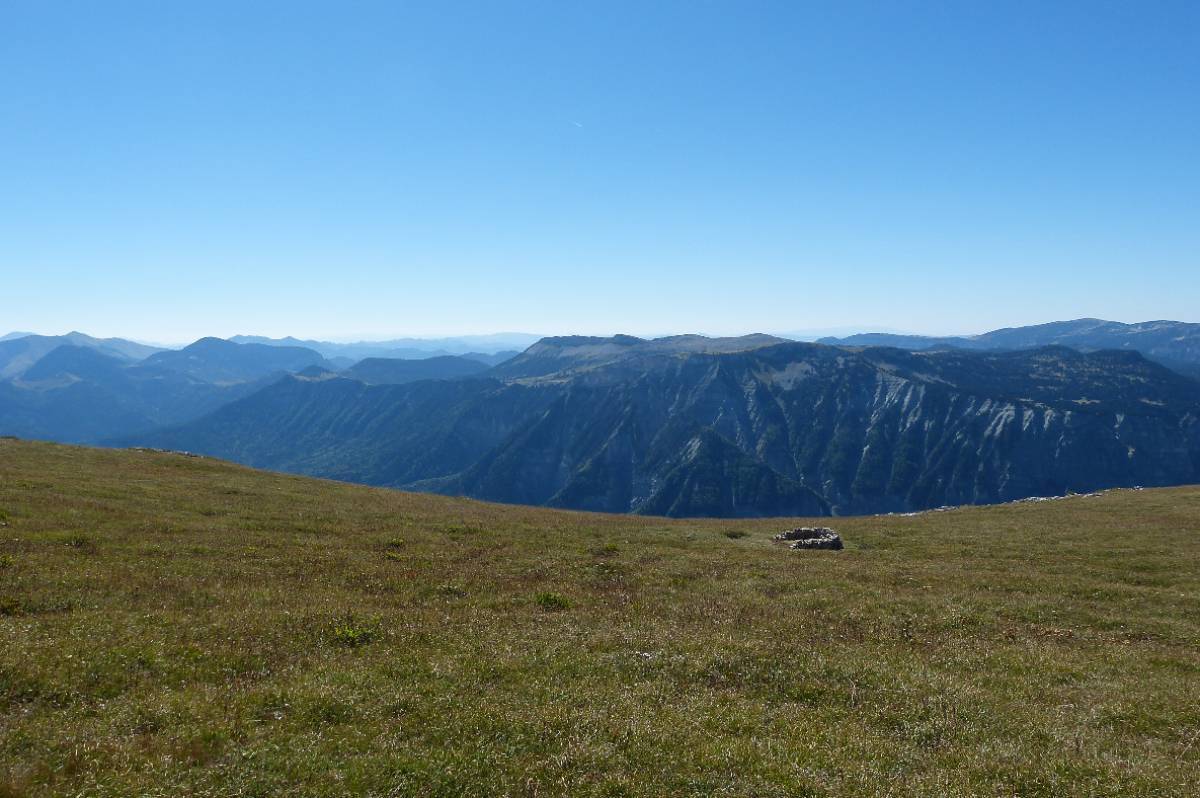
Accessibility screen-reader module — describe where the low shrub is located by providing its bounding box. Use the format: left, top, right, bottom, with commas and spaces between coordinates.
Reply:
63, 534, 96, 552
330, 618, 380, 648
535, 592, 571, 611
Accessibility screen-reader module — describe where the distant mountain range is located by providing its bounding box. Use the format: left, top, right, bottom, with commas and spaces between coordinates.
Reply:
5, 320, 1200, 518
140, 337, 329, 384
819, 318, 1200, 378
229, 333, 536, 362
0, 344, 270, 443
0, 332, 164, 379
0, 333, 502, 444
0, 331, 36, 342
128, 331, 1200, 518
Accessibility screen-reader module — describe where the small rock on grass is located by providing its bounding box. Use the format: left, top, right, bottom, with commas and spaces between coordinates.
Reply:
773, 527, 843, 550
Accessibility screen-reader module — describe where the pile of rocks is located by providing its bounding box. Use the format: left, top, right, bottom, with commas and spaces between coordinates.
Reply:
773, 526, 843, 550
129, 447, 205, 459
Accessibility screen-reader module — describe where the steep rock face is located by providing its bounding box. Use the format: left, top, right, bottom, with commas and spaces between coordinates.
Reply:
126, 337, 1200, 518
129, 377, 561, 484
470, 342, 1200, 515
634, 428, 830, 518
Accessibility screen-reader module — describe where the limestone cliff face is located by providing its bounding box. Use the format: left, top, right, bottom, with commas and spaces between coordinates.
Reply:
131, 337, 1200, 518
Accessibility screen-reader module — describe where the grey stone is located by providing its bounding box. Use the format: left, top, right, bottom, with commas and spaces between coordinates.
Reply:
773, 526, 843, 550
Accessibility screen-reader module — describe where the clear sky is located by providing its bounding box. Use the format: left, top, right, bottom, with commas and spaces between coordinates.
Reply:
3, 1, 1197, 343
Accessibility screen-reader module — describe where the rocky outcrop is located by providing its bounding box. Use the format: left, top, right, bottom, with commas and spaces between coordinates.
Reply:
774, 527, 843, 550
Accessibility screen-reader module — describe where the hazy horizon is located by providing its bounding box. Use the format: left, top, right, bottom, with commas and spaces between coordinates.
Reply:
5, 316, 1199, 351
3, 325, 912, 349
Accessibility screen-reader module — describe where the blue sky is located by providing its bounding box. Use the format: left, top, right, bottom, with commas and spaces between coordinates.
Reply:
2, 1, 1197, 343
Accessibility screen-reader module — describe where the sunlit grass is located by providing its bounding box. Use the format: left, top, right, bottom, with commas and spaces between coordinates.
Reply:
1, 439, 1198, 796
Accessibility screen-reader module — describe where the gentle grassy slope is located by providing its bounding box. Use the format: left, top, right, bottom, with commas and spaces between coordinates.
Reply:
1, 439, 1198, 797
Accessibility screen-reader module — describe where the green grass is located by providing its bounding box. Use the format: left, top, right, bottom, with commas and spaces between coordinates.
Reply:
534, 591, 571, 612
1, 439, 1198, 796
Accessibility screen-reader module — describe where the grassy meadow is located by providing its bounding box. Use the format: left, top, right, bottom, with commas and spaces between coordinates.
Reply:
1, 438, 1198, 796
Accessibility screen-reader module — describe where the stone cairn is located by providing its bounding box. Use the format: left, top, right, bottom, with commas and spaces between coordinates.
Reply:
773, 527, 843, 550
